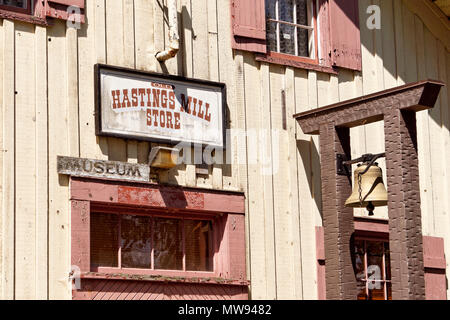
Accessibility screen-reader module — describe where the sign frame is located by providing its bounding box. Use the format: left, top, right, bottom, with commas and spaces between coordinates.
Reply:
94, 64, 227, 149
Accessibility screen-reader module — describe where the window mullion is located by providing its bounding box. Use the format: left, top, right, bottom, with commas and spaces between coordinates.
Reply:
364, 241, 369, 300
294, 1, 298, 57
275, 0, 280, 53
151, 217, 154, 270
118, 215, 122, 269
182, 219, 186, 272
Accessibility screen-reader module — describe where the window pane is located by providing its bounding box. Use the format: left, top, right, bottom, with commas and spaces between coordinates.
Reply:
279, 23, 296, 55
384, 242, 391, 280
296, 0, 309, 26
91, 213, 119, 268
267, 21, 278, 53
1, 0, 27, 9
121, 215, 151, 269
367, 241, 384, 283
297, 28, 310, 57
279, 0, 295, 23
368, 285, 385, 300
154, 218, 183, 270
266, 0, 277, 20
386, 282, 392, 300
357, 281, 367, 300
354, 239, 366, 281
185, 220, 214, 272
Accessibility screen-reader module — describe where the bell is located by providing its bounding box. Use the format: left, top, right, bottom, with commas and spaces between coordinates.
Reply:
345, 163, 388, 215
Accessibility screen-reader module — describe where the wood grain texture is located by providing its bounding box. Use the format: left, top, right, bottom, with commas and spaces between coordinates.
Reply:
0, 0, 449, 300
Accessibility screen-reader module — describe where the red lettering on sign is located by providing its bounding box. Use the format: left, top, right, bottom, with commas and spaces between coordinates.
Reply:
197, 100, 204, 119
180, 94, 191, 113
161, 90, 168, 109
174, 112, 181, 129
138, 89, 146, 107
205, 103, 211, 122
146, 108, 152, 126
168, 91, 176, 110
152, 89, 160, 108
111, 90, 121, 109
122, 89, 131, 108
131, 89, 138, 107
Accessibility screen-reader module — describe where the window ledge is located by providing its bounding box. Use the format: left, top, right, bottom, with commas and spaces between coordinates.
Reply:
255, 53, 338, 75
81, 272, 250, 287
0, 10, 48, 26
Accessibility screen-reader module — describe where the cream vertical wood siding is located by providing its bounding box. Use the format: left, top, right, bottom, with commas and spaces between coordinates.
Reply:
0, 0, 449, 299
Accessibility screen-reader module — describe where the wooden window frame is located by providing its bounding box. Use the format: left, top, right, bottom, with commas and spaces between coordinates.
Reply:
256, 0, 338, 74
354, 236, 392, 301
0, 0, 48, 25
0, 0, 32, 14
90, 208, 219, 279
70, 178, 248, 286
266, 0, 319, 65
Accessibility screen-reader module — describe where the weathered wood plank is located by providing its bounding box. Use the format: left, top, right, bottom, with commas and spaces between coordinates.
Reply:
35, 25, 49, 300
295, 68, 317, 300
105, 0, 127, 162
242, 53, 266, 299
47, 20, 71, 299
14, 22, 37, 300
414, 17, 434, 236
1, 19, 15, 300
0, 18, 4, 300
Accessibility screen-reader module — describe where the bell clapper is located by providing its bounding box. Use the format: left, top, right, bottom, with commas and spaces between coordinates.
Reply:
366, 202, 375, 216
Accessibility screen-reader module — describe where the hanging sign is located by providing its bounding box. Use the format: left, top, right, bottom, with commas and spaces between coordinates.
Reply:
57, 156, 150, 182
95, 64, 226, 148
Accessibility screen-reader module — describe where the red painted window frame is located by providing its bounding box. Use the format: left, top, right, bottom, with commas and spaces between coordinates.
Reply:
90, 206, 221, 279
0, 0, 32, 14
70, 177, 248, 286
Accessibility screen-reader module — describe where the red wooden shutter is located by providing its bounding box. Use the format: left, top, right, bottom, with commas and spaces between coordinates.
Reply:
423, 236, 447, 300
231, 0, 267, 54
318, 0, 332, 67
45, 0, 85, 23
315, 226, 326, 300
328, 0, 361, 71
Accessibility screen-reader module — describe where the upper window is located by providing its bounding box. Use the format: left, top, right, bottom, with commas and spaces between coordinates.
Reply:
266, 0, 316, 61
231, 0, 362, 72
91, 212, 214, 273
0, 0, 31, 14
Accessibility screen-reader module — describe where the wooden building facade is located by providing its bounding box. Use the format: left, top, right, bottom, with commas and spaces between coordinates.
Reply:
0, 0, 449, 300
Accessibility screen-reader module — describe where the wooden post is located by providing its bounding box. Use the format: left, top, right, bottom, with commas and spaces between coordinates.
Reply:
319, 124, 357, 300
384, 109, 425, 299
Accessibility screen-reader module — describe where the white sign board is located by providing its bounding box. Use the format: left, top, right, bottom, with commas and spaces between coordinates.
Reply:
95, 64, 226, 148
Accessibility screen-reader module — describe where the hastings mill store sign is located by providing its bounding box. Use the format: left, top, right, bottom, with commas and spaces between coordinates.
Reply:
95, 64, 226, 148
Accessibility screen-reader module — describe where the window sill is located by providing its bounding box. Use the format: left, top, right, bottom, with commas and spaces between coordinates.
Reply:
0, 10, 48, 26
255, 53, 338, 75
81, 272, 250, 286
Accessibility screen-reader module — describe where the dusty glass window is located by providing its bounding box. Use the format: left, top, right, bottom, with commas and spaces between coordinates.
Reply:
266, 0, 315, 59
90, 213, 119, 268
90, 213, 214, 273
185, 220, 214, 272
121, 215, 152, 269
0, 0, 27, 9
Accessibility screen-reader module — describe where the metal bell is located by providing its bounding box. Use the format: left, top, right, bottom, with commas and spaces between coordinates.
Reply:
345, 163, 388, 211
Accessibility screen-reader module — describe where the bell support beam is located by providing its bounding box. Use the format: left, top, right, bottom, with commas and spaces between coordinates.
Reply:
319, 124, 356, 300
294, 80, 444, 300
384, 109, 425, 299
294, 80, 443, 135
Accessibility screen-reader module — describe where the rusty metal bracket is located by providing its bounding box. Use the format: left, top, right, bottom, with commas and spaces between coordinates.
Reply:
337, 152, 386, 177
337, 154, 351, 176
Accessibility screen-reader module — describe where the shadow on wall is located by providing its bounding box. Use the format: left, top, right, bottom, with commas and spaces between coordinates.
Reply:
297, 139, 322, 219
331, 0, 448, 132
